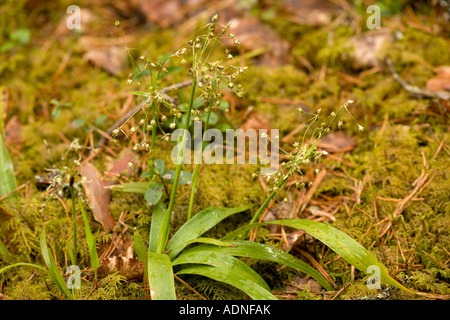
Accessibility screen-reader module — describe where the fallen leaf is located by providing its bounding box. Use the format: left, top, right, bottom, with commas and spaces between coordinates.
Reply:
280, 0, 339, 27
426, 66, 450, 93
97, 233, 145, 280
286, 276, 323, 293
317, 131, 357, 153
103, 150, 134, 186
346, 30, 394, 69
5, 115, 22, 147
79, 163, 116, 231
135, 0, 199, 28
240, 110, 273, 132
83, 46, 126, 76
225, 17, 289, 67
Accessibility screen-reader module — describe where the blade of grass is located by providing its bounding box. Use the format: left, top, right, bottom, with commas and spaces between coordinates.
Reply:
147, 252, 176, 300
133, 230, 147, 262
149, 201, 166, 253
40, 230, 72, 298
0, 262, 49, 275
172, 249, 270, 291
182, 240, 334, 291
0, 89, 17, 198
0, 238, 13, 263
106, 182, 149, 194
79, 200, 100, 269
177, 265, 277, 300
166, 206, 248, 259
223, 219, 413, 293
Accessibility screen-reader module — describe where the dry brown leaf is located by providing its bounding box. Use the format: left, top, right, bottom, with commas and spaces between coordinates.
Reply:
427, 66, 450, 93
346, 30, 394, 69
103, 150, 134, 186
317, 131, 357, 153
135, 0, 204, 28
79, 163, 116, 231
97, 236, 144, 281
225, 17, 289, 67
281, 0, 339, 27
286, 276, 323, 293
83, 46, 126, 76
5, 115, 22, 147
240, 110, 273, 132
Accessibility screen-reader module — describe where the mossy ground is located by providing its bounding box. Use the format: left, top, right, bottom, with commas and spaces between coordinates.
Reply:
0, 1, 449, 300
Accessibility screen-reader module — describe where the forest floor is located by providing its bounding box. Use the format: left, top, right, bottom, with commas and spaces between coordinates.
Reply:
0, 0, 449, 300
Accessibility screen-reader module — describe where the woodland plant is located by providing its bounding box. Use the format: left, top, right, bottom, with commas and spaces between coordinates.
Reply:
0, 16, 415, 300
112, 16, 413, 299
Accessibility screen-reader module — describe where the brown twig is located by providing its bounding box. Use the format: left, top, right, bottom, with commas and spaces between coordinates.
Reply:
385, 57, 450, 100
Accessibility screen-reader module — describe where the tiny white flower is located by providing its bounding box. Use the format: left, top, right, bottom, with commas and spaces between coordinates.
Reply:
128, 162, 133, 168
357, 124, 364, 131
150, 119, 156, 125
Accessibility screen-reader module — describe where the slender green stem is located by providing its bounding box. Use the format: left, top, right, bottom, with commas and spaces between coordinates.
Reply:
157, 79, 197, 254
187, 83, 216, 220
70, 185, 77, 266
241, 177, 288, 239
243, 103, 351, 239
151, 101, 157, 151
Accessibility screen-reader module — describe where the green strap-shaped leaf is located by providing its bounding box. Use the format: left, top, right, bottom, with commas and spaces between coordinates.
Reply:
182, 240, 334, 291
147, 252, 176, 300
168, 237, 237, 259
133, 230, 147, 262
0, 90, 17, 197
79, 200, 100, 269
177, 265, 277, 300
223, 219, 413, 293
0, 238, 13, 263
166, 207, 248, 259
107, 182, 149, 194
149, 202, 166, 253
0, 262, 49, 275
172, 249, 270, 291
40, 230, 72, 298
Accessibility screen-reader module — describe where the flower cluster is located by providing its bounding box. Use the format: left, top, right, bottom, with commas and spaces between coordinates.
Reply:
254, 99, 362, 195
114, 15, 247, 161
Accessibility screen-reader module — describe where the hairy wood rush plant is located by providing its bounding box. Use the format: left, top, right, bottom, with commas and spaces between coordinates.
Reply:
111, 16, 413, 299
